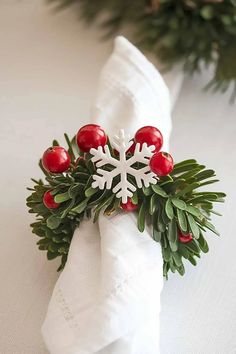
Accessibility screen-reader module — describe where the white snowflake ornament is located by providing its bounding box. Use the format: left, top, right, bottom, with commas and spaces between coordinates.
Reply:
90, 129, 157, 203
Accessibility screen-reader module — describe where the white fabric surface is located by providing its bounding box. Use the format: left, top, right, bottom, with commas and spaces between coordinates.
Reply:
42, 36, 172, 354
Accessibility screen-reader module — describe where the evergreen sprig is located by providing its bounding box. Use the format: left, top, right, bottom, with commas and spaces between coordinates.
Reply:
48, 0, 236, 100
27, 134, 225, 277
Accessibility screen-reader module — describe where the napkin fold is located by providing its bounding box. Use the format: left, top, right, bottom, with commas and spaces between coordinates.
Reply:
42, 36, 172, 354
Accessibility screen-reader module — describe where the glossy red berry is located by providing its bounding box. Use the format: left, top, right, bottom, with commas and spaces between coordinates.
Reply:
42, 146, 71, 173
120, 198, 139, 212
76, 124, 107, 152
135, 126, 163, 153
178, 230, 193, 243
149, 151, 174, 176
43, 190, 60, 209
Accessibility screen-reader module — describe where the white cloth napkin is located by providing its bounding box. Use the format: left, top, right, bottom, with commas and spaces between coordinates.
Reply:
42, 36, 172, 354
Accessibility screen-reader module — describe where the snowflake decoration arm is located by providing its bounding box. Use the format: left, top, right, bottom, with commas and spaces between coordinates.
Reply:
90, 129, 157, 203
90, 145, 118, 168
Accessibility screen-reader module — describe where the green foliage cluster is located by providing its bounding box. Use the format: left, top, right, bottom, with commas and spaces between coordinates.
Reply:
27, 134, 225, 277
48, 0, 236, 100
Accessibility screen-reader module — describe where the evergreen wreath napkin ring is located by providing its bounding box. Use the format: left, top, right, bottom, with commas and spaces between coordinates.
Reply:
27, 123, 225, 277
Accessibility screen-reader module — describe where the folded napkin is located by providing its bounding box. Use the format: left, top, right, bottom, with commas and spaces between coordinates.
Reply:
42, 36, 172, 354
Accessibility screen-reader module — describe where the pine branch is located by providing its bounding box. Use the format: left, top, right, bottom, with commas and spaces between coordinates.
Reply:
48, 0, 236, 99
27, 134, 225, 276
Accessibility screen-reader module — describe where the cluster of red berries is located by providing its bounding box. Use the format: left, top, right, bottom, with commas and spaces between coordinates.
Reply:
42, 124, 173, 176
134, 126, 173, 176
41, 124, 191, 243
41, 125, 173, 207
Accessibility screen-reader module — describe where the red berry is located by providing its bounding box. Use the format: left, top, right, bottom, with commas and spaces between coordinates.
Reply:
135, 126, 163, 153
178, 230, 193, 243
76, 124, 107, 152
42, 146, 71, 173
43, 190, 60, 209
149, 151, 174, 176
120, 198, 139, 212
